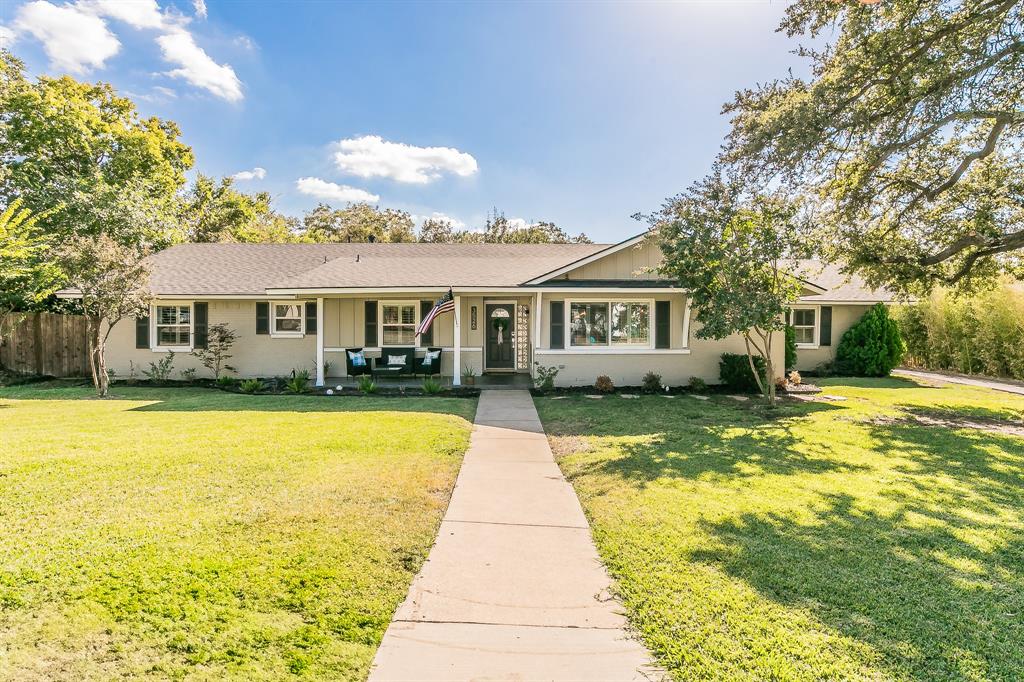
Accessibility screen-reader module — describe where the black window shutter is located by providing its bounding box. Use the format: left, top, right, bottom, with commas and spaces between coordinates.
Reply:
550, 300, 564, 349
305, 301, 317, 334
420, 300, 434, 345
820, 306, 832, 346
364, 301, 378, 347
135, 314, 150, 349
655, 300, 671, 349
194, 302, 208, 349
256, 302, 269, 335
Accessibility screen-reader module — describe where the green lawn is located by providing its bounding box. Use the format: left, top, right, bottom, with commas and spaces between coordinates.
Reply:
535, 378, 1024, 681
0, 384, 476, 681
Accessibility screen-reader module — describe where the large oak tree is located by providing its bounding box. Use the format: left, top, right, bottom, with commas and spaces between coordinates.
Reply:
722, 0, 1024, 294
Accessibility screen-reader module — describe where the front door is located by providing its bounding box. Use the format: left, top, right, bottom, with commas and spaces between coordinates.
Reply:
485, 304, 515, 370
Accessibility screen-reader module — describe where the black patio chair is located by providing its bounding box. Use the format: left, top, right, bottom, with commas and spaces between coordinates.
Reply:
374, 347, 415, 379
344, 347, 372, 377
415, 347, 443, 377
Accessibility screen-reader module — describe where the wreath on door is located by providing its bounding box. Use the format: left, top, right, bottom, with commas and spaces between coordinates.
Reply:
492, 317, 509, 345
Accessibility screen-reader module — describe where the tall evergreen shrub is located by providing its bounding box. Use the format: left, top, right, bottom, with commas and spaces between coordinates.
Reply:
835, 303, 905, 376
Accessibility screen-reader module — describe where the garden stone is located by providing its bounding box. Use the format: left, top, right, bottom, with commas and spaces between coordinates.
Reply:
326, 389, 334, 395
661, 395, 676, 399
822, 394, 848, 401
689, 394, 709, 400
585, 395, 604, 399
728, 395, 749, 402
620, 394, 638, 399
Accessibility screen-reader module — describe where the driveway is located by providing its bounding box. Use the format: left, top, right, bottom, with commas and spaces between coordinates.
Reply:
369, 390, 659, 681
894, 368, 1024, 396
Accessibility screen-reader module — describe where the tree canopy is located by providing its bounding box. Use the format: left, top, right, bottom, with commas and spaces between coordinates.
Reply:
0, 50, 193, 248
301, 203, 416, 243
650, 173, 804, 403
179, 175, 297, 243
721, 0, 1024, 294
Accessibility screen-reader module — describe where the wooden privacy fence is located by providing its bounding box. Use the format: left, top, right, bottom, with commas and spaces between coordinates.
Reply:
0, 312, 92, 377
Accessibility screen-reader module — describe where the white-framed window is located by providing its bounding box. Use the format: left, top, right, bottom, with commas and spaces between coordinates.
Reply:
790, 306, 818, 347
568, 300, 652, 348
153, 303, 192, 351
380, 301, 419, 346
272, 302, 304, 337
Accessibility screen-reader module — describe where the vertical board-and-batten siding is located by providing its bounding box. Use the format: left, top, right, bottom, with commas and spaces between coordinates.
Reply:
558, 238, 661, 280
0, 313, 91, 377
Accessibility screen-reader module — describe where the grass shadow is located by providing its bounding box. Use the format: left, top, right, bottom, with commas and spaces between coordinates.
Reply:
817, 375, 928, 389
542, 396, 854, 487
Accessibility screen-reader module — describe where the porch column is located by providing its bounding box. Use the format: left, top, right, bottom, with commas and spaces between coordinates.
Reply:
315, 297, 324, 387
682, 297, 692, 348
452, 294, 461, 386
533, 291, 542, 376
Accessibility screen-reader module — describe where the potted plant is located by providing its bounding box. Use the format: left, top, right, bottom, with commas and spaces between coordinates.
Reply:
461, 365, 477, 386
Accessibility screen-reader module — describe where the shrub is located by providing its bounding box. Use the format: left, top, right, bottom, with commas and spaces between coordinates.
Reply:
836, 303, 905, 376
788, 370, 802, 385
641, 371, 663, 393
357, 375, 377, 394
284, 369, 310, 394
719, 353, 767, 392
239, 378, 263, 394
594, 375, 614, 393
216, 375, 238, 388
785, 324, 797, 370
191, 323, 237, 380
143, 352, 175, 384
688, 376, 707, 392
421, 378, 442, 394
533, 363, 559, 392
180, 368, 197, 383
892, 281, 1024, 379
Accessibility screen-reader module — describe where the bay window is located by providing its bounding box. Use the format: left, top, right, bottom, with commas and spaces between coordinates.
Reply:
569, 300, 651, 348
155, 304, 191, 348
381, 302, 418, 345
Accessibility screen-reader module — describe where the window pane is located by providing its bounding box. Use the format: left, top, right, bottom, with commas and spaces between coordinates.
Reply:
570, 303, 608, 346
276, 318, 302, 332
157, 326, 189, 346
610, 302, 650, 345
157, 306, 180, 325
383, 326, 416, 345
793, 309, 815, 327
177, 306, 190, 324
276, 304, 301, 319
382, 305, 399, 324
400, 305, 416, 325
795, 327, 815, 344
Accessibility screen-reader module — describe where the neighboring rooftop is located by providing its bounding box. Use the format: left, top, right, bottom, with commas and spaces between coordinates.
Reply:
792, 260, 897, 303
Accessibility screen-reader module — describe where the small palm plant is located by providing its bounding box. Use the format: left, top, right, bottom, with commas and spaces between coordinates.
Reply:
239, 378, 263, 394
284, 368, 310, 394
421, 377, 442, 394
356, 375, 377, 395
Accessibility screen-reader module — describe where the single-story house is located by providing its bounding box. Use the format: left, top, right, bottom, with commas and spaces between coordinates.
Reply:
85, 233, 893, 386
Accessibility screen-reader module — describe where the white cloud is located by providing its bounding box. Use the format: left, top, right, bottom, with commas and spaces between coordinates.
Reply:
414, 212, 466, 229
157, 28, 243, 102
233, 35, 255, 50
0, 24, 16, 45
81, 0, 165, 29
192, 0, 207, 19
332, 135, 478, 184
295, 177, 379, 204
13, 1, 120, 73
232, 166, 266, 181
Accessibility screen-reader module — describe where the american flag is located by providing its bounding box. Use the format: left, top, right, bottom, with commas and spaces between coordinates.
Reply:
416, 288, 455, 338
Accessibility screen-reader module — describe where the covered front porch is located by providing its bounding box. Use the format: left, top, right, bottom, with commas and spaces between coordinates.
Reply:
306, 292, 541, 387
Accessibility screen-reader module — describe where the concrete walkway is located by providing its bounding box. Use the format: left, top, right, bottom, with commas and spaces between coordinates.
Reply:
895, 368, 1024, 396
369, 390, 659, 681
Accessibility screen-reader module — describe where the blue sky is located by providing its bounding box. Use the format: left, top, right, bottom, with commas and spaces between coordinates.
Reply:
1, 1, 809, 243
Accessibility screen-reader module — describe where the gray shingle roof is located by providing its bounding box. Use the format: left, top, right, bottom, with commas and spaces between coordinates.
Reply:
64, 244, 892, 302
793, 260, 897, 303
144, 242, 608, 295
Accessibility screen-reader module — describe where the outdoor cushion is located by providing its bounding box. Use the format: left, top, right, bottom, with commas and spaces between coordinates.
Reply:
348, 350, 366, 367
423, 350, 441, 366
388, 354, 406, 366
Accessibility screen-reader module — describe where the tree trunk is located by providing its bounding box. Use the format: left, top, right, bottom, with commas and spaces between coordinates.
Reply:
86, 316, 100, 394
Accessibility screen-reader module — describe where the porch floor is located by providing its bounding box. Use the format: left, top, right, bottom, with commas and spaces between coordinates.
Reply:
323, 373, 533, 390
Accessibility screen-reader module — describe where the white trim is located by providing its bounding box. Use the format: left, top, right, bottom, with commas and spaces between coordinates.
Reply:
270, 301, 305, 338
522, 232, 650, 285
264, 285, 682, 296
453, 295, 462, 386
565, 298, 655, 350
483, 301, 516, 372
790, 304, 820, 348
315, 297, 324, 386
378, 300, 420, 347
150, 301, 193, 353
537, 348, 692, 355
798, 298, 894, 305
324, 346, 483, 353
